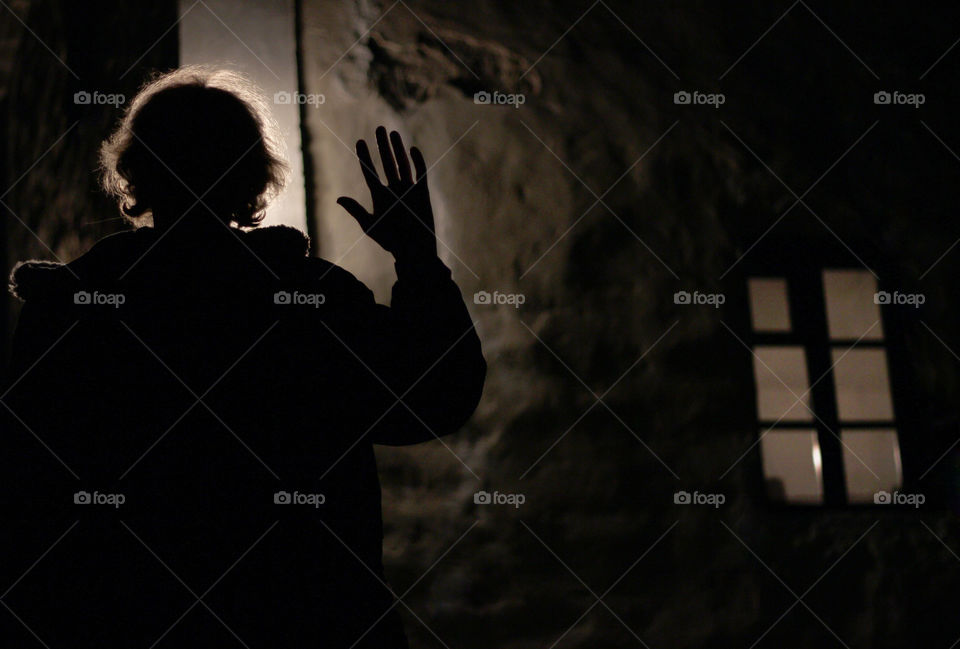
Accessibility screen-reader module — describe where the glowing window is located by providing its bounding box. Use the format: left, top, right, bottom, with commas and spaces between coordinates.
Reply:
747, 270, 902, 505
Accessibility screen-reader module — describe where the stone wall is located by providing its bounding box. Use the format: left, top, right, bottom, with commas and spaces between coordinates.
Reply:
298, 2, 960, 647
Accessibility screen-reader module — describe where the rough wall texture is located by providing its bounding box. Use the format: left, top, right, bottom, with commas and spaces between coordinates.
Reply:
298, 2, 960, 647
2, 1, 960, 647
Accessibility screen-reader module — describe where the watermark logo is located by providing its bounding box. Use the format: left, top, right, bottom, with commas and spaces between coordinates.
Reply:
74, 90, 125, 107
873, 90, 924, 108
74, 291, 125, 308
674, 290, 725, 308
474, 490, 525, 508
274, 490, 326, 508
274, 291, 326, 308
474, 90, 525, 108
874, 291, 924, 308
874, 490, 924, 508
274, 91, 325, 107
74, 490, 125, 508
474, 290, 525, 308
674, 90, 725, 108
674, 490, 725, 508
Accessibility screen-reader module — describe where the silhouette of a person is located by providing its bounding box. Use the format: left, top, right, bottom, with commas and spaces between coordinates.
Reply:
3, 67, 485, 648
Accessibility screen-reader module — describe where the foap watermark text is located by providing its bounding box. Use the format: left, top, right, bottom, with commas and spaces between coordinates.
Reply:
74, 490, 126, 508
874, 90, 924, 108
74, 291, 125, 307
474, 290, 525, 308
274, 291, 326, 307
274, 490, 326, 508
875, 291, 924, 308
674, 90, 725, 108
274, 91, 325, 107
874, 490, 924, 508
74, 90, 125, 107
674, 290, 725, 308
474, 490, 525, 508
474, 90, 525, 108
674, 490, 725, 508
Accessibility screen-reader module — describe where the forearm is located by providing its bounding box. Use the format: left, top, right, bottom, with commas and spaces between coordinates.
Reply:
366, 256, 486, 445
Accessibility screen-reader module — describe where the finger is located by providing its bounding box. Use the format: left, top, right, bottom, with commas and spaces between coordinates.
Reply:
376, 126, 400, 186
336, 197, 374, 230
410, 146, 428, 184
390, 130, 413, 184
355, 140, 381, 193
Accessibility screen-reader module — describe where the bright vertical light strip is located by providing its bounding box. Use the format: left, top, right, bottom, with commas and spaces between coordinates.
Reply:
811, 433, 824, 499
179, 0, 307, 231
891, 434, 904, 489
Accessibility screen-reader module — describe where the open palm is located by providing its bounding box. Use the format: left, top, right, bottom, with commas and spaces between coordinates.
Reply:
337, 126, 436, 261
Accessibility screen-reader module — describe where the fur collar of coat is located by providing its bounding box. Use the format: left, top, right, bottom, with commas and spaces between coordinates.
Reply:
8, 225, 312, 302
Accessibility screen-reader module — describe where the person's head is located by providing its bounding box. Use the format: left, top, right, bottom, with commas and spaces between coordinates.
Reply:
100, 66, 288, 229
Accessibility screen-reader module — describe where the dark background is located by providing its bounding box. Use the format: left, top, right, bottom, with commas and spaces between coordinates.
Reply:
3, 1, 960, 647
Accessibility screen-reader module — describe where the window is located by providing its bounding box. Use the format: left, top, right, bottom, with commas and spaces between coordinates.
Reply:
747, 270, 903, 505
179, 0, 307, 230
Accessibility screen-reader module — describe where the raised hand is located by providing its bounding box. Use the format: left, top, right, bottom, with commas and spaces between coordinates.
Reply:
336, 126, 437, 261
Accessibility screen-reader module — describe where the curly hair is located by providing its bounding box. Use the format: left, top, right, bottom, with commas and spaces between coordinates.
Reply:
100, 66, 289, 228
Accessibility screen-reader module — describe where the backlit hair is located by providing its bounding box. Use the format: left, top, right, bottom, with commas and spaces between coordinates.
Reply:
100, 66, 289, 227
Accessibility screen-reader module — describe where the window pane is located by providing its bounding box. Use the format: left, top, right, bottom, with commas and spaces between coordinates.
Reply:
180, 0, 307, 230
761, 429, 823, 503
748, 278, 791, 332
823, 270, 884, 341
841, 429, 902, 503
831, 348, 894, 421
753, 346, 813, 421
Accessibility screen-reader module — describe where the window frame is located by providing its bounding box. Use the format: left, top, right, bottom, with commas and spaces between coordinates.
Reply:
739, 250, 923, 508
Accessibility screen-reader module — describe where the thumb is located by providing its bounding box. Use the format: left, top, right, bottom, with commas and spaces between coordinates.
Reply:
336, 197, 373, 229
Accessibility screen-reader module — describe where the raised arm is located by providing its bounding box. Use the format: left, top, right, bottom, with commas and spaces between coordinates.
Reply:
334, 127, 485, 445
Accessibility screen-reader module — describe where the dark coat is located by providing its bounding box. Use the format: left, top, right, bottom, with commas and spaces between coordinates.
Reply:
1, 221, 485, 648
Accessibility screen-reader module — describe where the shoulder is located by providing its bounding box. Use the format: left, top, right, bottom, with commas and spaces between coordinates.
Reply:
8, 229, 150, 302
7, 259, 74, 302
298, 257, 375, 305
237, 225, 375, 303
